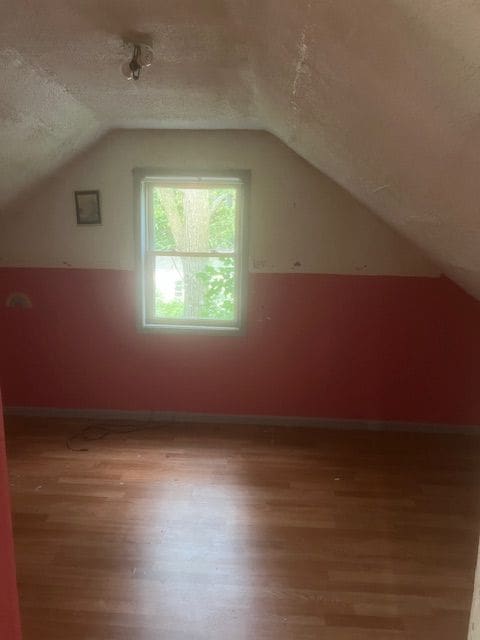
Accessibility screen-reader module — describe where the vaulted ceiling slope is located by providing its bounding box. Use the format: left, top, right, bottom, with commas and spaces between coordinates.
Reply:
1, 1, 480, 298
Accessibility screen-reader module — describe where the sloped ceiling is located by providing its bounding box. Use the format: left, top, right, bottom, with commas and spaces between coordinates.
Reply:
1, 1, 480, 298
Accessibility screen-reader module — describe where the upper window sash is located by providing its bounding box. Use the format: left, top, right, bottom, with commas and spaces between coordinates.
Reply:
144, 180, 242, 256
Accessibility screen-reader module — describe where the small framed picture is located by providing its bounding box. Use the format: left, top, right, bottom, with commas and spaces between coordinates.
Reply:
75, 190, 101, 225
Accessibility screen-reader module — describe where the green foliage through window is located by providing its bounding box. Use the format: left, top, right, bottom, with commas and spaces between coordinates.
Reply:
196, 258, 235, 320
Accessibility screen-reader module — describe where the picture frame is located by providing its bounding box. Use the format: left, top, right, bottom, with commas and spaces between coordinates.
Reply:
74, 190, 101, 225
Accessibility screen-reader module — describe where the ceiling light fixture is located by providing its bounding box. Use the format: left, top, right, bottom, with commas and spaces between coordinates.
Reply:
121, 42, 153, 81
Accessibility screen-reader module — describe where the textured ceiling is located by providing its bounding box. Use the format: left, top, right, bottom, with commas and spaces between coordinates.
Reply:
1, 1, 480, 297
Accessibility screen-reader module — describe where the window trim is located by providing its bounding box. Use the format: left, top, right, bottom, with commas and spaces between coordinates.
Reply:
133, 168, 250, 335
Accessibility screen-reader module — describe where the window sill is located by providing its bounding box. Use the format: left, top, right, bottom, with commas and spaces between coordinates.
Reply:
139, 322, 245, 336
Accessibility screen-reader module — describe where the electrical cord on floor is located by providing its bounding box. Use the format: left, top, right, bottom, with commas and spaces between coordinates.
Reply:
66, 421, 163, 452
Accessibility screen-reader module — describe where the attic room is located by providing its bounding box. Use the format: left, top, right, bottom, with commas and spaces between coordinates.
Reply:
1, 2, 480, 639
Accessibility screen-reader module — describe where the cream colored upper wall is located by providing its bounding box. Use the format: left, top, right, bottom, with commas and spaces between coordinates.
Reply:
0, 130, 439, 276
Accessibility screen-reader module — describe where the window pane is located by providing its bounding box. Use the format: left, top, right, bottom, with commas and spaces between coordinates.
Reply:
153, 255, 236, 321
151, 187, 236, 252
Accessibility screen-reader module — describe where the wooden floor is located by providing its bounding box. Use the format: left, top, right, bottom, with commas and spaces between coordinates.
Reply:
4, 417, 480, 640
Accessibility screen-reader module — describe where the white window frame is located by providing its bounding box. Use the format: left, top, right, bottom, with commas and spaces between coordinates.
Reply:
134, 168, 249, 334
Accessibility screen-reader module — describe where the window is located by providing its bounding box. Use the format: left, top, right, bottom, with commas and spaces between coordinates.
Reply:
135, 170, 249, 333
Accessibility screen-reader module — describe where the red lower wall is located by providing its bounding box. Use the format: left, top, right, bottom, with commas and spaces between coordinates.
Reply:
0, 390, 22, 639
0, 267, 480, 425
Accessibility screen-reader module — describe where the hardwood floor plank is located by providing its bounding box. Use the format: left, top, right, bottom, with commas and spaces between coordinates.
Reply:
4, 416, 480, 639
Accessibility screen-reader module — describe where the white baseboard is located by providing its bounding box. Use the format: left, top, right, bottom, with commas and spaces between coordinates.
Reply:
3, 406, 480, 434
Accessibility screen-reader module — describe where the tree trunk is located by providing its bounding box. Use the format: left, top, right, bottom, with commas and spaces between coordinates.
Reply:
182, 189, 210, 318
159, 188, 211, 318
